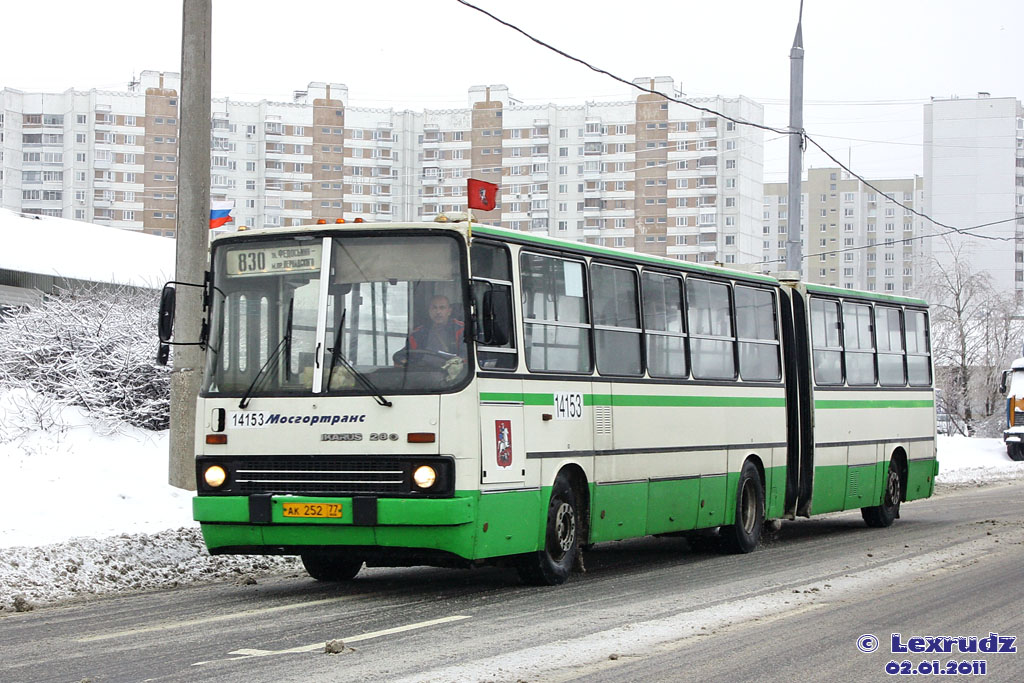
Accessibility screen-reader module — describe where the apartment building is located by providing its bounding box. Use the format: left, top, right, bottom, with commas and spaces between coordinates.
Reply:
461, 78, 764, 264
1, 74, 765, 267
924, 94, 1024, 300
763, 168, 927, 296
0, 72, 185, 235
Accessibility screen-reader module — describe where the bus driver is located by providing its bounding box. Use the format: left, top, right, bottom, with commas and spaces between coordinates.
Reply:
407, 294, 464, 355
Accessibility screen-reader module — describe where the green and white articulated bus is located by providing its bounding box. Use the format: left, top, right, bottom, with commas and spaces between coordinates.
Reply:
158, 216, 938, 585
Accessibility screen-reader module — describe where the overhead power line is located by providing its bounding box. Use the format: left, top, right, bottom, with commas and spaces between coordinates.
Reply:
803, 135, 1014, 244
456, 0, 1022, 257
455, 0, 793, 137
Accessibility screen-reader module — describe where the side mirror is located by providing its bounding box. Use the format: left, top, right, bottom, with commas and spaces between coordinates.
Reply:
155, 278, 210, 366
156, 284, 176, 366
480, 287, 512, 347
158, 284, 176, 342
1000, 370, 1010, 395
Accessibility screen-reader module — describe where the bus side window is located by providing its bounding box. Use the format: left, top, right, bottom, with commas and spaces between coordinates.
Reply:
642, 271, 687, 378
471, 241, 517, 371
735, 286, 780, 381
905, 309, 931, 386
591, 263, 642, 376
810, 297, 843, 385
520, 252, 591, 374
842, 302, 876, 385
686, 278, 735, 380
875, 306, 906, 386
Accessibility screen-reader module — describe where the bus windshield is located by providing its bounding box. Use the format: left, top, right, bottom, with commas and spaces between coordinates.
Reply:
203, 233, 469, 398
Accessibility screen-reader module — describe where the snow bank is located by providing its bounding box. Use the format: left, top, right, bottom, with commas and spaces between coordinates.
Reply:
0, 399, 300, 611
0, 528, 298, 610
935, 435, 1024, 486
0, 392, 190, 548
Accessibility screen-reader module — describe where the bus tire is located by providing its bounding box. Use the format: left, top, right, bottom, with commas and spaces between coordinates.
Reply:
1008, 444, 1024, 462
516, 471, 579, 586
861, 460, 901, 528
300, 552, 364, 582
720, 460, 764, 554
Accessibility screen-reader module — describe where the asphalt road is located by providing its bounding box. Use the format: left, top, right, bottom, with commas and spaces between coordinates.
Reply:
2, 481, 1022, 683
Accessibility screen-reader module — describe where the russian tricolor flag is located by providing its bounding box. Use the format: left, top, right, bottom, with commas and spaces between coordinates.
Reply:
209, 200, 234, 230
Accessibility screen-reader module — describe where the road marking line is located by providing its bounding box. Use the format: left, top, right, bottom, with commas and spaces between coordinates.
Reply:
75, 596, 357, 643
192, 615, 471, 666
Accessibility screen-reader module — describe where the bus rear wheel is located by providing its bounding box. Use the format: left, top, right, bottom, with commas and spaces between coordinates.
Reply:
861, 460, 901, 528
300, 552, 364, 582
517, 471, 579, 586
720, 460, 764, 554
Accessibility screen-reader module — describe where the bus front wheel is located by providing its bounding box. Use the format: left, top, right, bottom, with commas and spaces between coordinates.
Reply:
300, 552, 364, 582
861, 460, 901, 528
517, 471, 580, 586
1008, 443, 1024, 462
720, 460, 764, 554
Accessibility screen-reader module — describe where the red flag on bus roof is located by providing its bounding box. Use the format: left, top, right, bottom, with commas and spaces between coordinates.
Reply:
467, 178, 498, 211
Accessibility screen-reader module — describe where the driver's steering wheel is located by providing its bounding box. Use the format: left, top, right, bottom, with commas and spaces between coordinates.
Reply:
392, 348, 450, 370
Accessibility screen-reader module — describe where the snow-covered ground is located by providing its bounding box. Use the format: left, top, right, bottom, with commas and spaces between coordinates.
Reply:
0, 401, 1021, 612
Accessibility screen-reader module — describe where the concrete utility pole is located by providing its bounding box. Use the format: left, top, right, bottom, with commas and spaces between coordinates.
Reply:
169, 0, 212, 490
785, 0, 805, 275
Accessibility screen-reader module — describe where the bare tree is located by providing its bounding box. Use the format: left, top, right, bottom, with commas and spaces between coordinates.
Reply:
0, 284, 169, 437
926, 240, 1023, 436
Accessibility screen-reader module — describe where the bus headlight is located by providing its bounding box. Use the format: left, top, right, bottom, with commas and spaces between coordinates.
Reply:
413, 465, 437, 489
204, 465, 227, 488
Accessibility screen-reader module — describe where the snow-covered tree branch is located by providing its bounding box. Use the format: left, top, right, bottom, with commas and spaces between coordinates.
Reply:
926, 240, 1024, 436
0, 285, 169, 434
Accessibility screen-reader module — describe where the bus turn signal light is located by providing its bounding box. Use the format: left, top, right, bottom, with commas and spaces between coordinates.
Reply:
206, 434, 228, 445
407, 432, 436, 443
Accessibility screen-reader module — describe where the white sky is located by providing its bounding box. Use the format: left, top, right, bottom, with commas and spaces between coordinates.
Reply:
3, 0, 1021, 181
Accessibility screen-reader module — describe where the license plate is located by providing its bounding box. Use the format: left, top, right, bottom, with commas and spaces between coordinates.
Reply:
281, 502, 343, 519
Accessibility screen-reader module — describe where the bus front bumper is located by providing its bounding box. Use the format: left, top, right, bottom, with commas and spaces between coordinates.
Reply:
193, 494, 477, 558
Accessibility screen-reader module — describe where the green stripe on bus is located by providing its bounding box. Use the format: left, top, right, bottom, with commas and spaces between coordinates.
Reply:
609, 395, 785, 408
815, 399, 933, 409
481, 392, 785, 408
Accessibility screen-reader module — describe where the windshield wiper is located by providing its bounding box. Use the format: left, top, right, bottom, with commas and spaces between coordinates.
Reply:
326, 308, 392, 407
238, 299, 293, 409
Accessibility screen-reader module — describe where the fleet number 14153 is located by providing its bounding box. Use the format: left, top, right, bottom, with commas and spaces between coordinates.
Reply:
553, 392, 584, 420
